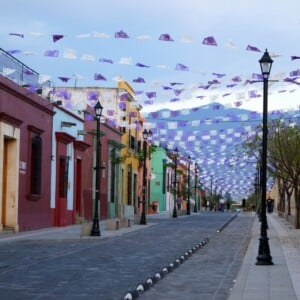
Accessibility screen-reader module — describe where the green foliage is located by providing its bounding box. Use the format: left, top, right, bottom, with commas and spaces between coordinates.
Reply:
242, 118, 300, 227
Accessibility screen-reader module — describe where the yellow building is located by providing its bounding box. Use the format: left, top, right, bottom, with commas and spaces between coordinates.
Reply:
117, 82, 145, 220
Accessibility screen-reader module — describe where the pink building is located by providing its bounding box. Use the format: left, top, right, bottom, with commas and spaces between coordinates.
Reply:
0, 75, 53, 232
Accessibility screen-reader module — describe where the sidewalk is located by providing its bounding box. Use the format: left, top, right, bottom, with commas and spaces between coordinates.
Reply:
228, 212, 300, 300
0, 214, 166, 242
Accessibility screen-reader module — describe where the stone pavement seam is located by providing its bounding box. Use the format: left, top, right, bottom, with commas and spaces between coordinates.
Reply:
121, 237, 210, 300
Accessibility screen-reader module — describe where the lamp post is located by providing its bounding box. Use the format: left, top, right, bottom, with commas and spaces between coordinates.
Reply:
256, 49, 273, 265
194, 162, 198, 213
186, 156, 191, 215
210, 174, 213, 210
172, 147, 179, 218
91, 100, 103, 236
140, 129, 150, 225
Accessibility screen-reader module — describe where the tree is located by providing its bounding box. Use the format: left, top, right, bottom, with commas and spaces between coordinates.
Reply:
243, 119, 300, 228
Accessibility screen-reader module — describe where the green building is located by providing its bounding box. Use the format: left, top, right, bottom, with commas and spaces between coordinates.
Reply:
149, 147, 167, 212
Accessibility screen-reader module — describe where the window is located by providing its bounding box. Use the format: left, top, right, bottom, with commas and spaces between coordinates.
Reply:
30, 134, 42, 196
59, 156, 69, 198
129, 135, 135, 151
110, 148, 116, 203
127, 165, 132, 205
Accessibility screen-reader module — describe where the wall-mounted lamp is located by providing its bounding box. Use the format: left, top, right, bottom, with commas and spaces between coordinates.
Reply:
61, 121, 76, 128
77, 130, 87, 136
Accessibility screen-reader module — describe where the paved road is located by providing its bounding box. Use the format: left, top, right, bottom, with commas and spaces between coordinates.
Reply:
0, 212, 253, 300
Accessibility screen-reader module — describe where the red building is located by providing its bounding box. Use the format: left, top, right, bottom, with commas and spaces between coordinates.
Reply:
83, 106, 123, 220
50, 105, 90, 227
0, 75, 54, 232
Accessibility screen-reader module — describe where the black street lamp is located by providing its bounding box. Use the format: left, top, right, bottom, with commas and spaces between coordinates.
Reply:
194, 163, 198, 213
186, 156, 191, 215
256, 49, 273, 265
210, 174, 213, 207
172, 147, 179, 218
140, 129, 150, 225
91, 100, 103, 236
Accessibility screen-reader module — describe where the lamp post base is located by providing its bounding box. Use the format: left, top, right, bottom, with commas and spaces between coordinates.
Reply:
91, 219, 101, 236
194, 205, 197, 213
140, 212, 147, 225
256, 236, 273, 265
186, 204, 191, 215
172, 206, 177, 218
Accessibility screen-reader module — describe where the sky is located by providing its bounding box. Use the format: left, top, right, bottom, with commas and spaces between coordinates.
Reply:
2, 0, 300, 113
1, 0, 300, 200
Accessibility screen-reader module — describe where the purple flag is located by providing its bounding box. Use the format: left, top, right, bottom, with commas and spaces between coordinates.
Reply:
212, 72, 225, 78
146, 92, 156, 99
226, 84, 237, 88
171, 110, 180, 117
202, 36, 217, 46
178, 121, 188, 127
157, 122, 165, 129
107, 110, 114, 116
150, 112, 159, 118
290, 69, 300, 76
107, 119, 117, 127
134, 91, 144, 96
52, 34, 64, 42
175, 63, 189, 71
133, 77, 145, 83
136, 62, 150, 68
7, 49, 21, 55
159, 33, 174, 41
252, 73, 263, 80
232, 76, 242, 82
208, 79, 220, 85
99, 58, 113, 64
27, 84, 36, 93
245, 79, 256, 84
249, 111, 259, 119
87, 91, 99, 101
284, 77, 300, 85
144, 100, 153, 105
248, 90, 258, 98
44, 50, 59, 57
162, 86, 172, 90
174, 89, 184, 96
198, 84, 210, 90
246, 45, 261, 52
222, 93, 231, 97
129, 111, 137, 117
23, 69, 34, 75
134, 91, 144, 95
119, 102, 126, 110
58, 77, 71, 82
119, 93, 129, 101
9, 33, 24, 38
94, 73, 106, 80
291, 56, 300, 60
84, 111, 95, 121
55, 90, 71, 100
115, 30, 129, 38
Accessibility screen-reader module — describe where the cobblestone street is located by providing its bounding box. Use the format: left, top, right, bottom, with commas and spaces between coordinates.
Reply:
0, 212, 253, 300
